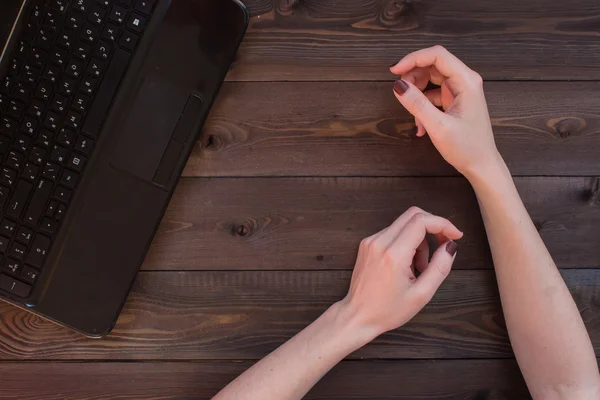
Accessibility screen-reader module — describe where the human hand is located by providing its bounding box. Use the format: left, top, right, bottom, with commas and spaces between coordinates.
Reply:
341, 207, 463, 338
389, 46, 504, 179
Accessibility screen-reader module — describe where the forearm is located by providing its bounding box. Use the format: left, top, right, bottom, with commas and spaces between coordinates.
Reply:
466, 156, 599, 399
213, 301, 375, 400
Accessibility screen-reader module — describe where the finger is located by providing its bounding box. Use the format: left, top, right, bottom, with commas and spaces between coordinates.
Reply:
425, 89, 442, 107
411, 240, 458, 303
395, 213, 463, 252
390, 46, 474, 93
377, 206, 429, 248
414, 238, 430, 273
415, 117, 426, 137
402, 67, 430, 91
393, 80, 448, 133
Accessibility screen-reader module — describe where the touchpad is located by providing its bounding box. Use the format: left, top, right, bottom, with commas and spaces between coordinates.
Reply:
110, 79, 203, 187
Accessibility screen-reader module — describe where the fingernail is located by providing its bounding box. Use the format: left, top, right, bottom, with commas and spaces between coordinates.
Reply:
389, 62, 397, 68
393, 79, 409, 96
446, 241, 458, 256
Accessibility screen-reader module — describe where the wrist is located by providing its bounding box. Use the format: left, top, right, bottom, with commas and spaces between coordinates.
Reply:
463, 151, 510, 187
328, 300, 380, 351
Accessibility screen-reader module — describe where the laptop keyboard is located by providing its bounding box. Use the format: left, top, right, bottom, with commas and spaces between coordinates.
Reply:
0, 0, 156, 298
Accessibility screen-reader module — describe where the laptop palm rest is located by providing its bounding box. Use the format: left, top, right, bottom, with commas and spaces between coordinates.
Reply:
109, 79, 203, 187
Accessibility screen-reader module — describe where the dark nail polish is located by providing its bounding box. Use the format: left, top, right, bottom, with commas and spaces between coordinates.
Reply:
389, 62, 397, 68
393, 79, 409, 96
446, 241, 458, 256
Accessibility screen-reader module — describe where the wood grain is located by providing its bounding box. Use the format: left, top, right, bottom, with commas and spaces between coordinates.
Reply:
0, 270, 598, 361
0, 360, 531, 399
187, 82, 600, 177
143, 177, 600, 271
228, 0, 600, 81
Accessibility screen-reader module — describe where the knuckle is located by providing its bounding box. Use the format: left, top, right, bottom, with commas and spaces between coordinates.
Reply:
410, 95, 429, 113
432, 45, 447, 53
406, 206, 424, 216
382, 248, 397, 264
409, 212, 425, 226
467, 71, 483, 88
360, 237, 372, 249
432, 260, 452, 278
412, 290, 433, 308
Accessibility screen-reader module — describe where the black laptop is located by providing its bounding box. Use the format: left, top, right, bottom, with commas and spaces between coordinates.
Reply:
0, 0, 248, 337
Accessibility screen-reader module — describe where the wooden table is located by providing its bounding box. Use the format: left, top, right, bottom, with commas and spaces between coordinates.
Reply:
3, 0, 600, 398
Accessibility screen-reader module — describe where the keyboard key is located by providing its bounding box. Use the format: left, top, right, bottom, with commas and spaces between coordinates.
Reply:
22, 162, 39, 181
60, 169, 79, 188
29, 146, 46, 165
0, 93, 8, 110
82, 23, 100, 43
14, 82, 32, 102
7, 151, 24, 170
50, 94, 69, 114
75, 135, 94, 154
21, 115, 38, 135
0, 274, 31, 297
102, 24, 120, 42
14, 134, 31, 153
66, 11, 84, 30
68, 154, 86, 171
1, 168, 17, 187
8, 100, 25, 118
42, 162, 59, 180
1, 76, 15, 94
117, 0, 133, 6
46, 201, 58, 217
57, 30, 76, 49
50, 145, 68, 164
80, 77, 98, 95
58, 128, 75, 147
43, 112, 61, 131
72, 0, 91, 13
72, 93, 91, 112
56, 203, 67, 220
53, 186, 72, 203
65, 110, 83, 129
16, 227, 33, 245
7, 180, 33, 218
51, 46, 69, 66
66, 59, 84, 79
34, 29, 55, 49
119, 30, 138, 51
89, 6, 106, 25
27, 234, 50, 268
27, 100, 45, 118
94, 41, 111, 60
30, 47, 49, 69
97, 0, 111, 8
127, 13, 146, 33
10, 242, 27, 259
24, 179, 53, 225
3, 260, 21, 276
0, 219, 16, 237
0, 236, 9, 252
86, 59, 104, 77
40, 217, 58, 234
73, 42, 92, 60
58, 77, 76, 95
109, 5, 128, 24
43, 64, 61, 83
37, 129, 54, 148
134, 0, 155, 15
0, 136, 9, 156
20, 265, 39, 284
1, 117, 18, 135
35, 80, 53, 101
43, 9, 61, 30
9, 58, 21, 76
0, 186, 9, 210
20, 64, 42, 84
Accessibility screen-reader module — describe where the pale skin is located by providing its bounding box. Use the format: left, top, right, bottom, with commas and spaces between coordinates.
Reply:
213, 46, 600, 400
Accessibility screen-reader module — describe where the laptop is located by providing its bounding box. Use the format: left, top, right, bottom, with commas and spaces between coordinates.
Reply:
0, 0, 248, 337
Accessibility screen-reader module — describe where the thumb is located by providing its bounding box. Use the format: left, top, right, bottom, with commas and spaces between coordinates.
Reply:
411, 240, 458, 303
393, 79, 446, 133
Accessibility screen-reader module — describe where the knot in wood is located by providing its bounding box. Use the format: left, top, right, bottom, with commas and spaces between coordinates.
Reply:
203, 135, 223, 151
547, 117, 585, 139
235, 224, 250, 237
279, 0, 299, 12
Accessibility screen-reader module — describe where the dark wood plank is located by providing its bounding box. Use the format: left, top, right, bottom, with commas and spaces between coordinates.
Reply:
0, 270, 598, 360
0, 360, 531, 399
229, 0, 600, 81
143, 177, 600, 271
189, 82, 600, 177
